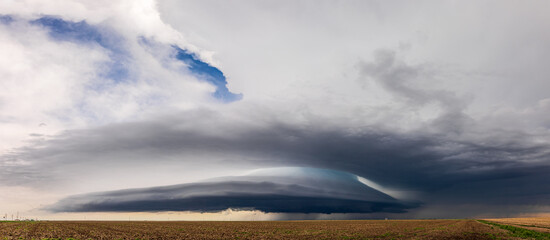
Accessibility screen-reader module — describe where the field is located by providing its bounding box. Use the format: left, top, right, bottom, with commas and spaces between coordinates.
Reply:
0, 219, 528, 240
483, 218, 550, 234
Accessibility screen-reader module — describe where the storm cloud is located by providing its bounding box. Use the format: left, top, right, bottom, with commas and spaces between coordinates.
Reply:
3, 103, 550, 216
1, 0, 550, 219
47, 168, 418, 213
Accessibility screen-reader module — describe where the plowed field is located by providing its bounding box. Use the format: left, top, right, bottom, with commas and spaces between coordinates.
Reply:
0, 219, 521, 239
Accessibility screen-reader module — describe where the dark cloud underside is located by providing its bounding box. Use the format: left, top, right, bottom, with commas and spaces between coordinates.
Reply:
47, 174, 419, 213
51, 195, 412, 214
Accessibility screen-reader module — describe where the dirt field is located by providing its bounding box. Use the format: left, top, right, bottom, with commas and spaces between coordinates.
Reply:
0, 219, 519, 239
483, 218, 550, 233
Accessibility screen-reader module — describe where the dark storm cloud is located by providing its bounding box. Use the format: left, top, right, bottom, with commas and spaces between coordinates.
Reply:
50, 194, 410, 214
0, 114, 469, 188
1, 50, 550, 216
3, 109, 549, 198
47, 168, 419, 213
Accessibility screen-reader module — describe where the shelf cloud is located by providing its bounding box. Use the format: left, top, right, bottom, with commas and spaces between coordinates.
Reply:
47, 168, 419, 213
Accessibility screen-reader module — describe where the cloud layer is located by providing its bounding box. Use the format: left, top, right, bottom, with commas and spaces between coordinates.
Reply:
47, 168, 418, 213
3, 104, 549, 217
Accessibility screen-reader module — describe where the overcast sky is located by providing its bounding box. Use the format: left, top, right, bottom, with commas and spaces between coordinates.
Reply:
1, 0, 550, 220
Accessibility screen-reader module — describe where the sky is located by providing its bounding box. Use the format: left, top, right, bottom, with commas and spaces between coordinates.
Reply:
0, 0, 550, 220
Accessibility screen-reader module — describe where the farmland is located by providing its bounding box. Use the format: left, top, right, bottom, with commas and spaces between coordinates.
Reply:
483, 218, 550, 233
0, 219, 523, 239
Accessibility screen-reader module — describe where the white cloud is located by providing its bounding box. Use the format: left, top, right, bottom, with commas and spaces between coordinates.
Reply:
0, 20, 109, 152
0, 1, 223, 153
158, 0, 550, 129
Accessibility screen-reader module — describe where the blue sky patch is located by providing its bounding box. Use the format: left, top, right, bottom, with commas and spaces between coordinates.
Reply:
175, 47, 243, 102
27, 16, 241, 103
0, 15, 14, 24
32, 17, 103, 43
31, 16, 129, 82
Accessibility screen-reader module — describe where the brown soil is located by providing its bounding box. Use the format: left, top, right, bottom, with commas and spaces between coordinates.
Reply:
0, 219, 518, 239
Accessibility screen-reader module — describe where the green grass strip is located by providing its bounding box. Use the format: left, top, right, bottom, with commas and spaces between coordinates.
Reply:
478, 220, 550, 240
